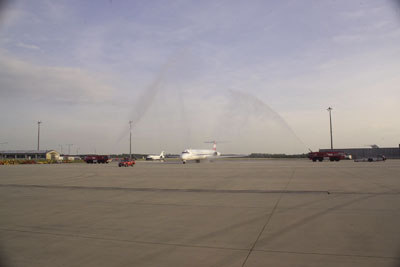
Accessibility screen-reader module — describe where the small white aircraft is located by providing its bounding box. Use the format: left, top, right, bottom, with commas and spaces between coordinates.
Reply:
146, 151, 165, 161
181, 141, 221, 164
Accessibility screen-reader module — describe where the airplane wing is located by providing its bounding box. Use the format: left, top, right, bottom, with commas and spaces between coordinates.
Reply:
208, 154, 249, 160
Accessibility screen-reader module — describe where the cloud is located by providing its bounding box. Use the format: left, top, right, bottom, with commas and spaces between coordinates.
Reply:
0, 51, 115, 104
332, 33, 368, 44
340, 9, 367, 19
16, 42, 40, 50
340, 4, 387, 20
0, 1, 399, 153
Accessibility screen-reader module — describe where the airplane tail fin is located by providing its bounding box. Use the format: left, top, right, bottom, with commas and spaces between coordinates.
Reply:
204, 141, 217, 151
160, 151, 165, 157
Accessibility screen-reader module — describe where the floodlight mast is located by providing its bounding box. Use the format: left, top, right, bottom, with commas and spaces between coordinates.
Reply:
37, 121, 42, 151
66, 144, 73, 155
327, 107, 333, 150
129, 121, 133, 160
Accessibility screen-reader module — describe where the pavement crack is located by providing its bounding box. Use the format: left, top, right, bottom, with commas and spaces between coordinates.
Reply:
0, 227, 247, 252
0, 184, 330, 194
241, 168, 296, 267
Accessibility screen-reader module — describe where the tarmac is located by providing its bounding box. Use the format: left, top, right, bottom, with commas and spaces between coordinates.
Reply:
0, 159, 399, 267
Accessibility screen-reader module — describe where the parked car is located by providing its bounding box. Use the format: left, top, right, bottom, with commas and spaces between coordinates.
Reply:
354, 155, 386, 162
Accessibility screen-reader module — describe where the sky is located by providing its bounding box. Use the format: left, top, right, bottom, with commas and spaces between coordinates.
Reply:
0, 0, 399, 154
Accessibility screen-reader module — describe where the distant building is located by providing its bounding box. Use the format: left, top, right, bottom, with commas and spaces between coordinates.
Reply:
320, 146, 400, 159
0, 150, 60, 160
59, 156, 81, 161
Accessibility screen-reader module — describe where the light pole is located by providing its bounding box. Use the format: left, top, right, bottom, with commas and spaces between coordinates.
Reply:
66, 144, 73, 155
37, 121, 42, 151
129, 121, 133, 160
327, 107, 333, 150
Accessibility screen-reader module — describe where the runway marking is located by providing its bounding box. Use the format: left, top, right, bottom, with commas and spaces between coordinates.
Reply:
1, 227, 398, 261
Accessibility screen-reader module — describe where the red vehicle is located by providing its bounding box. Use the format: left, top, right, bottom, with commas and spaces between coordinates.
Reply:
308, 151, 345, 162
84, 155, 109, 164
118, 158, 135, 167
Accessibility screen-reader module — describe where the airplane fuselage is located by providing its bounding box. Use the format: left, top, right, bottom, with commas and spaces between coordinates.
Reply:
180, 149, 220, 163
146, 156, 162, 160
146, 151, 165, 161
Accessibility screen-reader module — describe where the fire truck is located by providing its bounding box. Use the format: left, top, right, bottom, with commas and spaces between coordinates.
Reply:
84, 155, 110, 164
308, 151, 346, 162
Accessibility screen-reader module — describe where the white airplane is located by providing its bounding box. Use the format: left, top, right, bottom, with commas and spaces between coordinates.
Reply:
146, 151, 165, 161
181, 141, 221, 164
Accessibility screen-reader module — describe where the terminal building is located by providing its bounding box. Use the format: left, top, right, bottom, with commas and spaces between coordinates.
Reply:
0, 150, 60, 161
320, 146, 400, 159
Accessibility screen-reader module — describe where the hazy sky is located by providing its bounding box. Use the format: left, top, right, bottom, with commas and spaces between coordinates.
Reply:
0, 0, 399, 154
